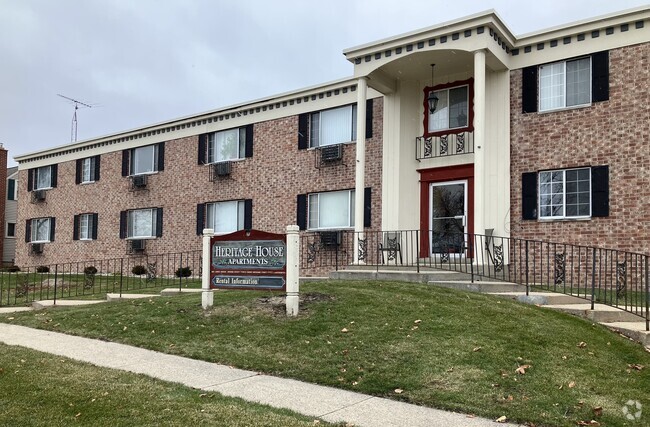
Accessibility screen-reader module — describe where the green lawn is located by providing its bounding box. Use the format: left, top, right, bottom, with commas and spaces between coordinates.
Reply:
3, 280, 649, 427
0, 344, 336, 427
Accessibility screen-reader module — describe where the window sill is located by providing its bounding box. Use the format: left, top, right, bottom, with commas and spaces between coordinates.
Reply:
33, 187, 53, 191
80, 181, 95, 185
30, 240, 50, 244
79, 238, 94, 242
537, 216, 591, 222
207, 158, 245, 165
129, 171, 159, 177
308, 141, 356, 150
537, 103, 592, 114
126, 236, 156, 240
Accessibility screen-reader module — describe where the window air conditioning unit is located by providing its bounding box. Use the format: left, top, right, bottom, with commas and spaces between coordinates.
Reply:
320, 144, 343, 162
319, 231, 342, 248
131, 174, 148, 189
30, 243, 44, 255
213, 161, 232, 177
31, 190, 46, 203
129, 239, 146, 254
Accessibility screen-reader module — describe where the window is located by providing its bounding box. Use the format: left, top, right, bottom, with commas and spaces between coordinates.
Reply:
7, 178, 16, 200
74, 213, 98, 240
76, 156, 100, 184
6, 223, 15, 238
428, 86, 469, 133
28, 165, 57, 191
28, 218, 54, 243
539, 57, 591, 111
122, 143, 164, 176
308, 190, 355, 230
207, 200, 245, 234
310, 105, 357, 148
127, 209, 158, 238
208, 129, 244, 163
538, 168, 591, 219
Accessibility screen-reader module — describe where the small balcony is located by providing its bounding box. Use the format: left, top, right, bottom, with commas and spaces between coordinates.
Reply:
416, 131, 474, 160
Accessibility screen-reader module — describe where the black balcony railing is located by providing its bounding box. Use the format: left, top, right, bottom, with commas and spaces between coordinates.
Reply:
416, 131, 474, 160
300, 230, 649, 330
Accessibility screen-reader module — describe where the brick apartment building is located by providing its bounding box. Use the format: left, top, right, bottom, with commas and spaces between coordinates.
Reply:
13, 7, 650, 270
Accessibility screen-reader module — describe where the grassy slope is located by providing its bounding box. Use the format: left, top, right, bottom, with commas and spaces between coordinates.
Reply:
3, 280, 649, 426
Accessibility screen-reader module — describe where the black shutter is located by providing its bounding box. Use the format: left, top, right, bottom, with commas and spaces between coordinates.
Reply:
365, 99, 373, 139
245, 124, 254, 158
50, 164, 58, 188
27, 169, 33, 192
157, 142, 165, 172
591, 165, 609, 217
119, 211, 127, 239
196, 203, 205, 235
73, 215, 80, 240
94, 155, 101, 181
298, 114, 309, 150
25, 219, 31, 243
75, 159, 82, 184
121, 150, 130, 177
156, 208, 163, 237
297, 194, 307, 230
244, 199, 253, 230
364, 187, 372, 228
91, 213, 99, 240
522, 66, 538, 114
198, 134, 208, 165
7, 179, 15, 200
591, 51, 609, 103
522, 172, 538, 220
49, 217, 56, 242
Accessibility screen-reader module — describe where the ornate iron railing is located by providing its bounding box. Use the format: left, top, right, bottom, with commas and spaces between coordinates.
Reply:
415, 131, 474, 160
301, 230, 649, 330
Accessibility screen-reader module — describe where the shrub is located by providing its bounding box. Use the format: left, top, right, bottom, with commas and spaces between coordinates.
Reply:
84, 266, 98, 276
175, 266, 192, 278
36, 266, 50, 273
6, 266, 20, 273
132, 265, 147, 276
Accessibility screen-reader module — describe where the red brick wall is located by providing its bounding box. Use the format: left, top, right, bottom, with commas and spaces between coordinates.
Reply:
510, 43, 650, 254
16, 99, 383, 275
0, 148, 7, 264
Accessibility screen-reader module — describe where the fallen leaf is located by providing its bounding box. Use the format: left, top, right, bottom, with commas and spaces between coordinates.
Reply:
576, 421, 600, 426
473, 347, 482, 352
75, 413, 81, 418
558, 385, 563, 390
515, 365, 531, 375
593, 406, 603, 417
577, 342, 587, 348
496, 415, 507, 423
568, 381, 576, 388
341, 328, 349, 333
447, 367, 454, 373
394, 388, 403, 394
414, 319, 422, 324
506, 395, 514, 401
122, 326, 127, 331
7, 317, 14, 320
628, 364, 644, 371
562, 355, 568, 360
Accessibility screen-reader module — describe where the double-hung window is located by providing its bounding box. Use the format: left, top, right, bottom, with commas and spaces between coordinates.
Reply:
308, 190, 355, 230
28, 218, 54, 243
309, 105, 357, 148
427, 85, 469, 134
74, 213, 98, 240
28, 165, 57, 191
76, 156, 100, 184
208, 128, 246, 163
126, 208, 159, 239
123, 143, 164, 176
206, 200, 245, 234
539, 168, 591, 219
539, 57, 591, 111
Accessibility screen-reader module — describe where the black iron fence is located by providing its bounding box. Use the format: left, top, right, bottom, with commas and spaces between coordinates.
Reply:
301, 230, 649, 329
0, 250, 202, 307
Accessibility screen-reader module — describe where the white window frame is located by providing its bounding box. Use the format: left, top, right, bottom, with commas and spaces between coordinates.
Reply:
538, 167, 592, 219
538, 57, 591, 112
427, 84, 470, 133
81, 157, 95, 183
79, 213, 93, 240
34, 166, 53, 190
308, 189, 355, 230
127, 208, 157, 239
131, 145, 158, 176
206, 200, 245, 235
208, 128, 245, 164
30, 218, 51, 243
309, 105, 357, 148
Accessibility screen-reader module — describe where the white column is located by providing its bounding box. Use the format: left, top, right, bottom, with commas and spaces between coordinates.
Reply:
201, 228, 214, 309
353, 77, 368, 263
285, 225, 300, 316
473, 50, 486, 259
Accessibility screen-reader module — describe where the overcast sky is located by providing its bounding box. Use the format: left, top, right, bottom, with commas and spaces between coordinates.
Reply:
1, 0, 648, 166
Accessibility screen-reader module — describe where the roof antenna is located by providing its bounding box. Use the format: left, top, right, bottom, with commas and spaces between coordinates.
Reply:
57, 94, 94, 142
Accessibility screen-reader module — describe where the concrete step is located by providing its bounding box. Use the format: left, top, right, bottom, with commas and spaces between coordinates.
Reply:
601, 322, 650, 346
106, 293, 161, 302
32, 299, 105, 310
430, 280, 524, 293
544, 303, 645, 323
488, 291, 587, 305
331, 269, 473, 283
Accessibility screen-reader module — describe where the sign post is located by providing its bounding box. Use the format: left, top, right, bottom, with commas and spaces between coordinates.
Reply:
285, 225, 300, 316
202, 228, 214, 309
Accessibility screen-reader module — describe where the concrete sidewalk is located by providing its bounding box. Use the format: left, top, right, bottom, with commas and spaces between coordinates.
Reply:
0, 323, 518, 426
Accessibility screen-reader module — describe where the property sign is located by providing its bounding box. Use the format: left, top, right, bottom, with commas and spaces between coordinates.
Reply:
210, 229, 286, 290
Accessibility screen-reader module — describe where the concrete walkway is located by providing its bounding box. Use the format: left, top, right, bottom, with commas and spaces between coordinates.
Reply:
0, 323, 519, 426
